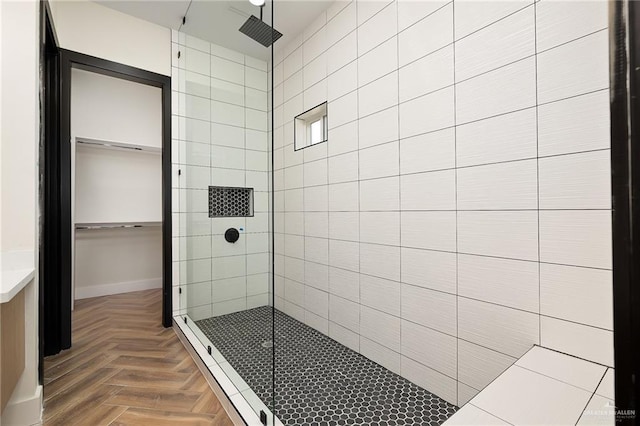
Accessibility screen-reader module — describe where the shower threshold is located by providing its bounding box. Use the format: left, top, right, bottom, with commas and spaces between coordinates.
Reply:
196, 306, 457, 426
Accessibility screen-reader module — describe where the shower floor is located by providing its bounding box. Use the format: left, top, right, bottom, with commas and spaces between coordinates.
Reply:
196, 306, 457, 425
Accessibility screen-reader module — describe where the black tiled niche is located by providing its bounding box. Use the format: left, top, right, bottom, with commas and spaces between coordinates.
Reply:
208, 186, 253, 218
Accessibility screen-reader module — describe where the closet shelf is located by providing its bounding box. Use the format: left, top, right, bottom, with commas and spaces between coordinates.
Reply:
75, 137, 162, 154
75, 221, 161, 230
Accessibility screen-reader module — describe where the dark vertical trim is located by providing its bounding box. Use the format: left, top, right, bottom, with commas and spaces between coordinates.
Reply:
161, 65, 173, 328
39, 0, 62, 363
611, 0, 640, 422
270, 0, 276, 422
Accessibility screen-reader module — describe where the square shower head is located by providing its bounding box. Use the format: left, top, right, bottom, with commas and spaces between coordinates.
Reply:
239, 15, 283, 48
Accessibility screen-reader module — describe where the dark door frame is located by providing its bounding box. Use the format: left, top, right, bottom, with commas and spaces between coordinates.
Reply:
40, 10, 173, 360
39, 0, 62, 365
611, 0, 640, 422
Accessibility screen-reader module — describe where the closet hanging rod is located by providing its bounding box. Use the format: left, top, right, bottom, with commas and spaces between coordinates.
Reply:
75, 137, 162, 154
75, 221, 161, 230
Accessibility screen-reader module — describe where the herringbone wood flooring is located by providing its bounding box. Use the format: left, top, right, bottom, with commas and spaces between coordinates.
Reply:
43, 289, 233, 426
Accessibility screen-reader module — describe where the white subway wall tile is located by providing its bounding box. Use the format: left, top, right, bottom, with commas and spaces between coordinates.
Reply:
361, 337, 401, 375
359, 177, 400, 211
457, 159, 538, 210
359, 212, 400, 246
458, 211, 539, 261
454, 0, 531, 40
397, 0, 448, 31
458, 297, 539, 358
458, 339, 516, 391
329, 182, 359, 211
455, 6, 534, 82
536, 0, 608, 52
329, 294, 360, 331
401, 356, 457, 405
305, 260, 330, 292
540, 316, 613, 367
456, 108, 537, 167
540, 263, 613, 330
329, 266, 360, 301
539, 210, 612, 269
537, 30, 609, 104
329, 211, 360, 241
329, 151, 359, 184
456, 57, 536, 124
399, 86, 455, 139
400, 170, 456, 211
398, 3, 453, 67
357, 2, 398, 56
328, 60, 358, 101
360, 274, 401, 316
538, 90, 610, 157
402, 284, 457, 336
358, 107, 399, 149
359, 141, 400, 180
358, 37, 398, 87
328, 121, 359, 156
360, 305, 401, 351
401, 248, 457, 294
327, 2, 357, 48
399, 45, 454, 103
458, 254, 539, 313
401, 320, 457, 378
400, 128, 456, 174
539, 150, 611, 210
327, 31, 358, 75
329, 240, 360, 272
401, 211, 456, 252
358, 72, 398, 118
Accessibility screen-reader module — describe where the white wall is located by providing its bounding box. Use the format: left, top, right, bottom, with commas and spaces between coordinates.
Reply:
72, 69, 163, 299
72, 68, 162, 148
171, 32, 271, 320
0, 1, 42, 424
75, 227, 162, 299
50, 0, 171, 76
272, 0, 612, 407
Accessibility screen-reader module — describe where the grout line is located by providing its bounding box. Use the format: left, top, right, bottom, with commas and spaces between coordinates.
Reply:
534, 0, 542, 349
395, 0, 403, 378
574, 370, 608, 426
452, 0, 460, 406
467, 404, 515, 425
514, 363, 606, 396
355, 0, 362, 355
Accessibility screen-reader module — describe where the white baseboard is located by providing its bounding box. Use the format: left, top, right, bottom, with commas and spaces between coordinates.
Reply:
75, 278, 161, 300
2, 385, 42, 425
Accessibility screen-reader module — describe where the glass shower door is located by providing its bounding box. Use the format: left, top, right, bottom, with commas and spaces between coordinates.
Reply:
172, 24, 275, 423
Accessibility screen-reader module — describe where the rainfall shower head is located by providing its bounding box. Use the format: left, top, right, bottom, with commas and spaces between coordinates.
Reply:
239, 15, 282, 47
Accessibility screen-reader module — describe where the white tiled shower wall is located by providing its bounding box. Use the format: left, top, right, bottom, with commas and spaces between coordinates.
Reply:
171, 31, 272, 320
271, 0, 612, 406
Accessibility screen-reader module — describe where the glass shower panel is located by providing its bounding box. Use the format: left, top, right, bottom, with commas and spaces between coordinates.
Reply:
172, 27, 275, 423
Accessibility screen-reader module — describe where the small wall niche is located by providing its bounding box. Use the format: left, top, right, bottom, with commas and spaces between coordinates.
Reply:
209, 186, 254, 217
294, 102, 328, 151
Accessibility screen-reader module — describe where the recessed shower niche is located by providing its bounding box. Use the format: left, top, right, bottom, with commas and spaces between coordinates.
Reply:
208, 186, 254, 218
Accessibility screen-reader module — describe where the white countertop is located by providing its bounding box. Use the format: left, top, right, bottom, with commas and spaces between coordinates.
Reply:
0, 250, 35, 303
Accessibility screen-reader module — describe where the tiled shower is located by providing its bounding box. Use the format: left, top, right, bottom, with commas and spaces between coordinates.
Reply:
172, 0, 613, 424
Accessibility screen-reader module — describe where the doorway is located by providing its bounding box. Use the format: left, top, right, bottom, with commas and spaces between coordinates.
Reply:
39, 2, 172, 361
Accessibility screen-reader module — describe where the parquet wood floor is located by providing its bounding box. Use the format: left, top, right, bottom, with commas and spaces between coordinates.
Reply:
43, 289, 233, 426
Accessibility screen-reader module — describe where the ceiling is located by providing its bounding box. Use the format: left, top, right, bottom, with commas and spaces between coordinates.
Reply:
95, 0, 332, 60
